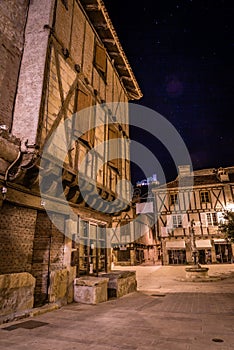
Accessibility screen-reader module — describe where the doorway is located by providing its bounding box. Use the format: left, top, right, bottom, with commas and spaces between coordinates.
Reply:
78, 220, 106, 276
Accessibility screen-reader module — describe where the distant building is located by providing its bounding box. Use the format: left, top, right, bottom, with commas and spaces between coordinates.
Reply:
136, 174, 160, 187
111, 205, 158, 266
110, 175, 160, 267
153, 165, 234, 265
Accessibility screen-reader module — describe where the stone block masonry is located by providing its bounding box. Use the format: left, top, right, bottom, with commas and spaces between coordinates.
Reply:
102, 270, 137, 298
0, 272, 35, 319
74, 276, 109, 304
0, 0, 29, 128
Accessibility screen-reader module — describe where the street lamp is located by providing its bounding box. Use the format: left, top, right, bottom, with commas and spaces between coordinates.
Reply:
190, 219, 198, 265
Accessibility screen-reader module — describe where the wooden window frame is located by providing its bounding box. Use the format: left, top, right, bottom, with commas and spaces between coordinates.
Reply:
172, 214, 182, 228
170, 193, 178, 206
200, 190, 210, 203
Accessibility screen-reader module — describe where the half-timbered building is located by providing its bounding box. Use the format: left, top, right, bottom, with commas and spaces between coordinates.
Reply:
0, 0, 142, 310
153, 165, 234, 265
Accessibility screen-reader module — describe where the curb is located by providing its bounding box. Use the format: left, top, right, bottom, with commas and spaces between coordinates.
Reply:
0, 303, 60, 326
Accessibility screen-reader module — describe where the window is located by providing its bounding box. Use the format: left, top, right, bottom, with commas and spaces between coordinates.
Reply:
206, 213, 218, 226
172, 215, 182, 228
200, 191, 210, 203
170, 193, 178, 205
94, 43, 107, 79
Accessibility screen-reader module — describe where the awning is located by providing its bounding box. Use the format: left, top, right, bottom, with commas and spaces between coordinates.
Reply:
195, 239, 212, 248
166, 240, 186, 249
213, 239, 227, 244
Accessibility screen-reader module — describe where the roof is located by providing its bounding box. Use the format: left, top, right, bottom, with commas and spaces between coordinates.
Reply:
153, 166, 234, 191
80, 0, 143, 100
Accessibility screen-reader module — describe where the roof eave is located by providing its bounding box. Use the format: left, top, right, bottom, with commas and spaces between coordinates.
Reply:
80, 0, 143, 100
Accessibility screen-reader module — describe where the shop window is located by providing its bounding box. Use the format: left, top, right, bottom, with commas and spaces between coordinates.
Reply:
200, 191, 210, 203
118, 248, 130, 262
78, 221, 106, 275
168, 250, 186, 264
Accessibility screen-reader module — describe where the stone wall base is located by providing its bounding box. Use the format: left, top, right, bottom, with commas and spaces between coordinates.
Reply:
0, 272, 35, 318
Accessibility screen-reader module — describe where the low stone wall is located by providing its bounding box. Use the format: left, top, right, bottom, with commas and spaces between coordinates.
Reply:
74, 276, 109, 304
102, 270, 137, 298
0, 272, 35, 317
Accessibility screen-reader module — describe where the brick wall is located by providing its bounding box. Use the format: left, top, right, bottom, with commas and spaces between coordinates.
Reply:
0, 202, 36, 274
0, 0, 29, 128
31, 211, 66, 307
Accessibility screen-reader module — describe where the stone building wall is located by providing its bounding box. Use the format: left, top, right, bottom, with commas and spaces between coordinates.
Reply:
0, 0, 29, 128
0, 0, 142, 310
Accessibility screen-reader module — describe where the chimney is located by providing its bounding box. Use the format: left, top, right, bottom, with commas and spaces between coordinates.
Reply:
217, 167, 229, 182
178, 165, 191, 177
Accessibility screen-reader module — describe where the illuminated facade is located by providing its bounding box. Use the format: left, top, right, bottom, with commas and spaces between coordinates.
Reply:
153, 166, 234, 265
0, 0, 142, 309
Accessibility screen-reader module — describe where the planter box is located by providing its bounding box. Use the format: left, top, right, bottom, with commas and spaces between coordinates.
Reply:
74, 276, 109, 304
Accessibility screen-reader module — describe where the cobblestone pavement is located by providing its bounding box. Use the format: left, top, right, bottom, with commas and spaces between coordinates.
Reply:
115, 263, 234, 293
0, 264, 234, 350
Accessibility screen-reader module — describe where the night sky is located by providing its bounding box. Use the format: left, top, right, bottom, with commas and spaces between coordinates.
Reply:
104, 0, 234, 184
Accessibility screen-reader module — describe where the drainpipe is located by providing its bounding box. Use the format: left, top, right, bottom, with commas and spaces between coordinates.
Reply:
46, 233, 52, 303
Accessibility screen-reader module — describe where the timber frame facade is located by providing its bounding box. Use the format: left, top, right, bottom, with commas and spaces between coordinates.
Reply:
153, 165, 234, 265
0, 0, 142, 308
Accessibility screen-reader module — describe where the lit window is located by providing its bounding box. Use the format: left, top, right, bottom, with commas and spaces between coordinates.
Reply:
200, 191, 210, 203
172, 215, 182, 228
206, 213, 218, 226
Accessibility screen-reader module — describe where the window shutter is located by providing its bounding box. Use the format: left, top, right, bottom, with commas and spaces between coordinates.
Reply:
217, 211, 224, 224
94, 43, 107, 74
161, 226, 168, 237
108, 128, 118, 159
166, 215, 173, 229
75, 90, 93, 143
182, 214, 188, 228
200, 213, 207, 227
